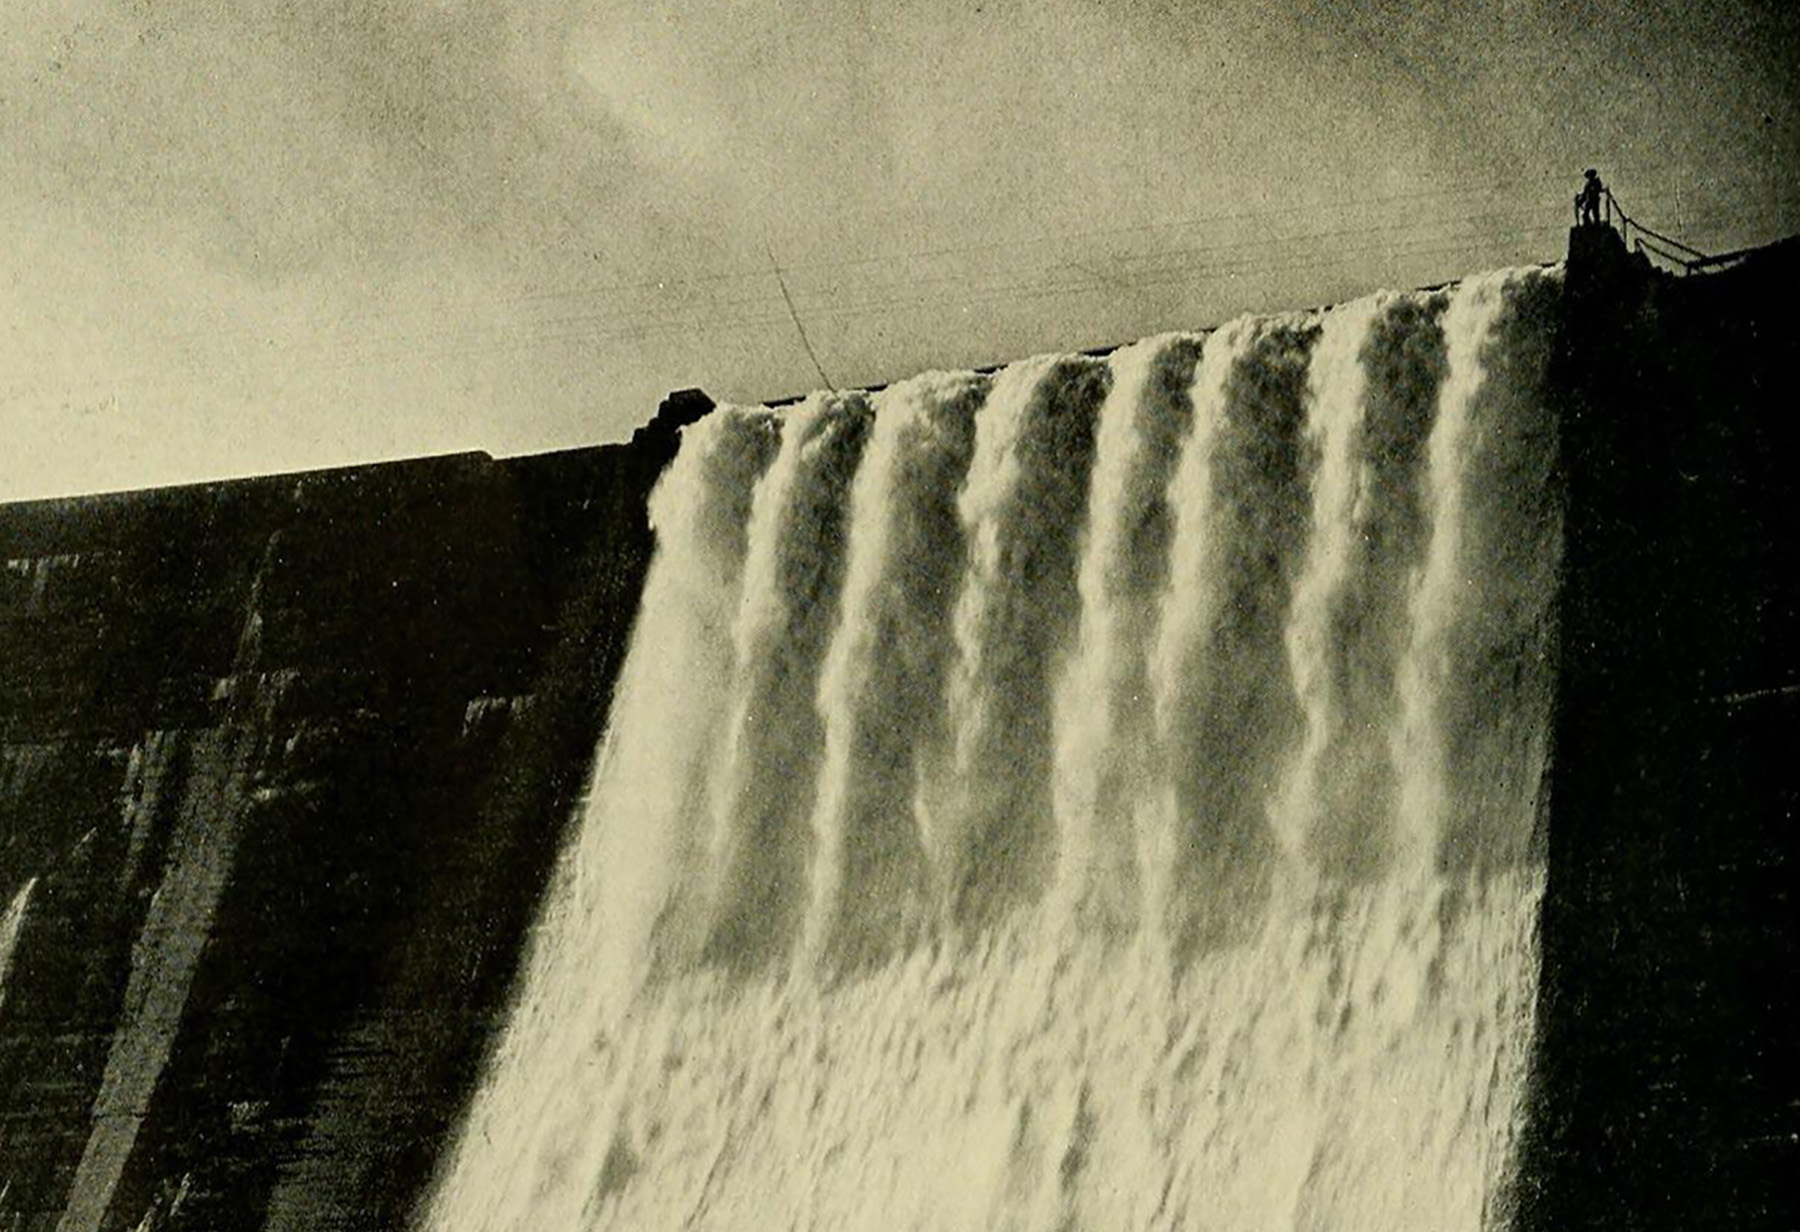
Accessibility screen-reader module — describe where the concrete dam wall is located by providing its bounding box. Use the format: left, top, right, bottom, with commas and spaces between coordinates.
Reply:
0, 393, 709, 1229
0, 234, 1793, 1230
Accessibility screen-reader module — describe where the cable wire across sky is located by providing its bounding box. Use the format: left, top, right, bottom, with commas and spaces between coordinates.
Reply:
4, 166, 1784, 414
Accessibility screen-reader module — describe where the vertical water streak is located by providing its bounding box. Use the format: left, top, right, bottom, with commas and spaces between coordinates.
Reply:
1271, 292, 1450, 876
1273, 294, 1389, 861
807, 373, 986, 969
429, 407, 779, 1232
705, 394, 873, 971
1393, 269, 1563, 877
1152, 315, 1318, 958
0, 878, 34, 1016
1317, 291, 1451, 867
943, 355, 1108, 927
1432, 270, 1564, 880
1051, 335, 1201, 933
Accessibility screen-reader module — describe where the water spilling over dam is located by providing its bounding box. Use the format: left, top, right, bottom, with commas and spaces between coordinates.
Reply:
2, 227, 1794, 1230
430, 267, 1563, 1231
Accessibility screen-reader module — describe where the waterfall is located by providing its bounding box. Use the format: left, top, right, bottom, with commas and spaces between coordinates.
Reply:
703, 393, 873, 970
806, 372, 986, 968
942, 355, 1108, 925
431, 266, 1563, 1232
1051, 334, 1200, 935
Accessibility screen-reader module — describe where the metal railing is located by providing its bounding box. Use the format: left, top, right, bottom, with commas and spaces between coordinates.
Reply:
1577, 187, 1746, 275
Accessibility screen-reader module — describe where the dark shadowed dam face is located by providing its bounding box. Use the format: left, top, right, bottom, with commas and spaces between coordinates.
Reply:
431, 268, 1565, 1231
2, 236, 1795, 1232
0, 424, 695, 1231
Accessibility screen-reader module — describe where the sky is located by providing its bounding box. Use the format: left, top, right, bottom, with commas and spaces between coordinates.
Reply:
2, 0, 1796, 500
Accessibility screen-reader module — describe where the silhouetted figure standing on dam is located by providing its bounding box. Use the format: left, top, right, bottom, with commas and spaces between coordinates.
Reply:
1576, 168, 1607, 226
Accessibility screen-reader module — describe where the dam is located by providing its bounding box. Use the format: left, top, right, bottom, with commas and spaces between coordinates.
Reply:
0, 226, 1793, 1229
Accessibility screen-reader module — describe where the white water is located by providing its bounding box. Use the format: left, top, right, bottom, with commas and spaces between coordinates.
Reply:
1272, 294, 1391, 862
431, 267, 1563, 1232
1051, 334, 1200, 934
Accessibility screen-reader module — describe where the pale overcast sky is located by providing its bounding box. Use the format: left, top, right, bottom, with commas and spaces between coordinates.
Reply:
2, 0, 1795, 499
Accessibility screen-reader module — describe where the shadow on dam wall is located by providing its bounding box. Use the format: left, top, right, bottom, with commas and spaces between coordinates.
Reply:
0, 390, 709, 1230
0, 230, 1794, 1229
1517, 227, 1799, 1230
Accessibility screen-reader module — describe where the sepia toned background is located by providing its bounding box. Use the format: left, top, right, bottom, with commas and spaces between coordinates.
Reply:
3, 0, 1797, 499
